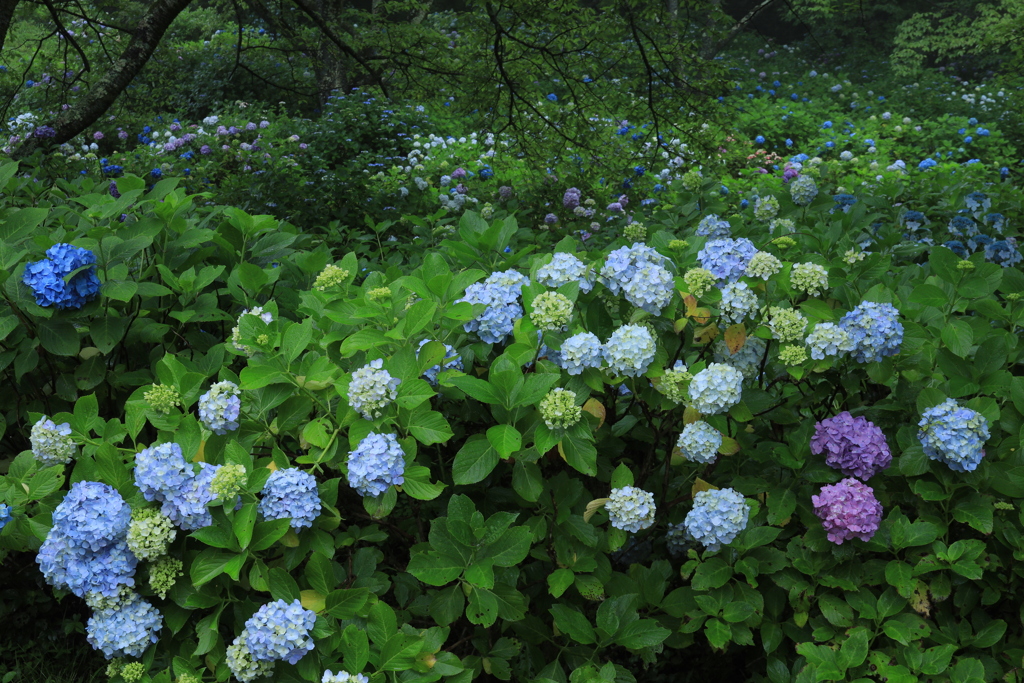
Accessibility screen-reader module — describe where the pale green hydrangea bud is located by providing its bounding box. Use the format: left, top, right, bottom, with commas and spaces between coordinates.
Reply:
769, 218, 795, 235
768, 307, 807, 343
995, 501, 1014, 511
790, 263, 829, 297
120, 663, 145, 683
657, 361, 692, 404
773, 236, 796, 250
681, 169, 703, 191
144, 384, 181, 414
368, 286, 391, 302
210, 463, 247, 501
480, 203, 495, 220
540, 388, 581, 429
127, 507, 177, 560
957, 260, 975, 271
684, 268, 716, 299
745, 251, 782, 280
843, 249, 866, 264
669, 239, 689, 251
176, 675, 202, 683
149, 556, 184, 599
107, 660, 124, 679
86, 586, 134, 611
623, 222, 647, 242
314, 264, 350, 291
530, 292, 573, 331
779, 345, 808, 365
753, 195, 780, 221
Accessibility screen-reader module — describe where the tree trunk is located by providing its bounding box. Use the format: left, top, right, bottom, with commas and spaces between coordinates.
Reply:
0, 0, 19, 54
12, 0, 194, 159
315, 0, 349, 106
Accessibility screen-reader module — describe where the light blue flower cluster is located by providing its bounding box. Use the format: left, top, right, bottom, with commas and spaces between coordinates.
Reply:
417, 339, 463, 385
198, 380, 241, 434
259, 468, 322, 530
456, 270, 529, 344
697, 238, 758, 283
664, 522, 690, 557
30, 416, 77, 467
688, 363, 743, 415
133, 442, 220, 530
599, 244, 674, 314
676, 422, 722, 464
37, 482, 137, 599
790, 175, 818, 206
918, 399, 989, 472
753, 195, 780, 221
838, 301, 903, 363
86, 593, 163, 659
0, 503, 10, 530
948, 215, 978, 237
226, 631, 275, 682
965, 191, 991, 216
348, 359, 401, 419
696, 214, 731, 238
536, 253, 595, 293
602, 324, 656, 377
713, 335, 765, 379
599, 243, 667, 294
718, 282, 758, 323
323, 671, 370, 683
806, 322, 854, 360
347, 432, 406, 497
22, 243, 102, 309
245, 599, 317, 664
557, 332, 604, 375
684, 488, 750, 552
985, 239, 1023, 268
606, 486, 656, 533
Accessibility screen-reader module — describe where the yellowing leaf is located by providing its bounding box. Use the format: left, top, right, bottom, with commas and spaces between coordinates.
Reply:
718, 436, 740, 455
692, 478, 718, 498
266, 461, 279, 472
725, 324, 747, 354
582, 399, 606, 430
674, 318, 689, 334
279, 528, 300, 547
670, 445, 685, 466
192, 440, 206, 463
300, 589, 326, 613
583, 497, 610, 523
683, 407, 701, 425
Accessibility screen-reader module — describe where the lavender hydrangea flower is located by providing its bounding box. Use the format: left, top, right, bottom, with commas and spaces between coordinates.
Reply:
838, 301, 903, 363
602, 324, 656, 377
347, 432, 406, 497
676, 422, 722, 464
684, 488, 750, 552
812, 478, 882, 544
86, 593, 163, 659
30, 416, 76, 466
348, 359, 400, 419
606, 486, 656, 533
688, 363, 743, 415
244, 599, 316, 664
133, 442, 220, 531
198, 380, 241, 434
599, 243, 668, 295
259, 469, 321, 530
557, 332, 603, 375
811, 412, 891, 480
918, 399, 989, 472
697, 238, 758, 283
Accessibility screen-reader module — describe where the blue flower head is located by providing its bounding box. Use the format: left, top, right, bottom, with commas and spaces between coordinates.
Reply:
918, 399, 989, 472
348, 432, 406, 497
244, 599, 316, 664
838, 301, 903, 363
259, 468, 321, 530
546, 93, 558, 102
697, 238, 757, 283
198, 380, 241, 434
87, 593, 162, 658
684, 488, 750, 552
556, 332, 603, 375
23, 244, 101, 309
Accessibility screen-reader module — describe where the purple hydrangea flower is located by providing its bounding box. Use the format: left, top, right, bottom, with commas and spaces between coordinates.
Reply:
563, 187, 581, 209
812, 478, 882, 544
811, 412, 891, 480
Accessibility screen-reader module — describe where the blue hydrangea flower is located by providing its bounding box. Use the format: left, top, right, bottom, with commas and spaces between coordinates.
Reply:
918, 399, 989, 472
902, 210, 927, 230
557, 332, 603, 375
696, 214, 732, 238
697, 238, 757, 283
688, 363, 743, 415
713, 336, 765, 379
198, 380, 241, 434
227, 631, 276, 682
417, 339, 463, 385
677, 422, 722, 464
323, 671, 370, 683
831, 194, 857, 214
606, 486, 656, 533
348, 359, 400, 419
602, 324, 656, 377
259, 469, 321, 530
968, 234, 993, 252
984, 213, 1007, 233
948, 215, 978, 237
684, 488, 750, 552
456, 270, 528, 344
0, 503, 10, 530
22, 243, 102, 309
133, 442, 220, 531
806, 322, 854, 360
599, 243, 668, 295
621, 262, 674, 314
30, 416, 76, 466
985, 239, 1022, 268
790, 175, 818, 206
718, 282, 758, 323
838, 301, 903, 363
536, 253, 595, 293
348, 432, 406, 497
944, 240, 969, 259
244, 599, 316, 664
965, 191, 991, 216
918, 158, 937, 170
86, 593, 162, 659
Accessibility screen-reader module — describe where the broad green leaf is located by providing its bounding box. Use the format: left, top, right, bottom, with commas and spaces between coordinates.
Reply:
452, 437, 499, 485
550, 605, 596, 645
487, 424, 522, 459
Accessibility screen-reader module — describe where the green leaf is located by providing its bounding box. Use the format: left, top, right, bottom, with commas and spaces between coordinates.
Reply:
101, 280, 138, 302
409, 410, 453, 445
929, 246, 961, 284
341, 625, 370, 674
550, 605, 596, 645
466, 586, 499, 627
547, 568, 574, 598
940, 319, 973, 358
406, 551, 465, 586
484, 526, 532, 567
403, 299, 436, 337
952, 493, 993, 534
190, 549, 237, 587
37, 319, 80, 356
691, 558, 733, 590
446, 374, 501, 404
268, 567, 300, 602
232, 504, 257, 549
89, 317, 130, 355
305, 552, 337, 596
250, 518, 292, 551
487, 424, 522, 459
885, 560, 916, 598
325, 588, 370, 619
452, 437, 499, 485
722, 601, 755, 623
704, 618, 731, 650
559, 423, 597, 476
616, 619, 670, 650
949, 657, 985, 683
908, 284, 948, 308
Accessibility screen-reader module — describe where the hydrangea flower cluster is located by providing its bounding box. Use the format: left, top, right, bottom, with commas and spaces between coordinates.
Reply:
745, 252, 782, 280
37, 482, 137, 599
599, 244, 674, 314
456, 270, 529, 344
948, 215, 978, 237
126, 507, 176, 560
656, 360, 692, 404
623, 222, 647, 242
0, 503, 10, 531
602, 324, 656, 377
417, 339, 463, 385
918, 399, 989, 472
606, 486, 656, 533
530, 291, 574, 331
985, 239, 1023, 268
779, 345, 807, 365
323, 671, 370, 683
696, 214, 731, 238
133, 442, 221, 530
790, 175, 818, 206
753, 195, 780, 221
348, 432, 406, 497
719, 282, 758, 323
698, 238, 758, 283
806, 323, 854, 360
688, 363, 743, 415
86, 593, 163, 659
769, 218, 796, 235
812, 478, 883, 544
539, 388, 581, 429
838, 301, 903, 363
198, 380, 242, 434
22, 243, 101, 309
664, 522, 690, 557
148, 556, 183, 599
143, 384, 181, 414
811, 412, 892, 480
210, 463, 247, 501
227, 631, 276, 682
683, 268, 716, 298
244, 599, 317, 665
258, 468, 322, 530
557, 332, 603, 375
314, 264, 350, 290
30, 416, 76, 467
231, 306, 274, 356
767, 307, 807, 343
790, 263, 829, 296
348, 359, 400, 419
536, 253, 594, 293
684, 488, 750, 552
713, 336, 765, 379
676, 422, 722, 464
